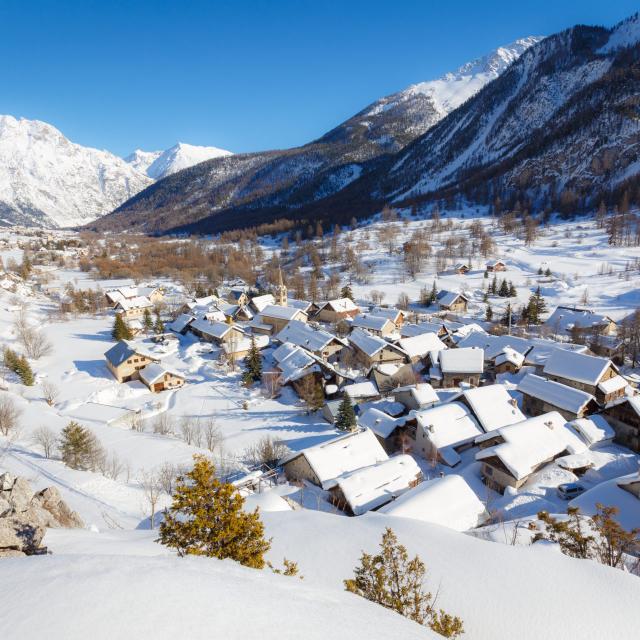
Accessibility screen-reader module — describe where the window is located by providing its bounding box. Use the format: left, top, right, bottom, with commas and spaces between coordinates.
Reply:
485, 466, 493, 476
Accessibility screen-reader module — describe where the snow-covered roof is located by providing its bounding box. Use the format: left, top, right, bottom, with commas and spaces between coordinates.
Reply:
494, 346, 525, 368
287, 298, 313, 312
598, 375, 627, 395
115, 295, 153, 311
436, 290, 468, 307
261, 304, 306, 321
543, 350, 613, 386
394, 383, 439, 408
518, 374, 596, 415
415, 402, 483, 451
358, 407, 400, 438
454, 262, 469, 270
486, 259, 506, 267
190, 318, 239, 340
223, 335, 269, 355
321, 298, 359, 313
276, 346, 318, 383
250, 294, 275, 312
401, 321, 446, 338
379, 475, 489, 531
168, 313, 195, 333
275, 319, 342, 352
349, 328, 398, 358
139, 363, 184, 385
286, 428, 389, 489
544, 306, 614, 334
370, 307, 405, 322
457, 332, 533, 360
567, 415, 615, 447
272, 341, 299, 364
351, 315, 394, 332
439, 347, 484, 374
476, 412, 586, 480
336, 455, 421, 515
462, 384, 525, 432
398, 333, 447, 360
342, 380, 379, 399
104, 340, 157, 367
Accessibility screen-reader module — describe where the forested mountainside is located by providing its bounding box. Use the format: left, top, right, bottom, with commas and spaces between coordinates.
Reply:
89, 39, 538, 234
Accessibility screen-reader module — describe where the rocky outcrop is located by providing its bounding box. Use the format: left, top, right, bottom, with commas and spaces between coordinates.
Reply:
0, 472, 84, 557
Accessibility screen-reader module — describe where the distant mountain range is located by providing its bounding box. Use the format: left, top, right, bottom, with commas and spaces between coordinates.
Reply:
91, 36, 541, 233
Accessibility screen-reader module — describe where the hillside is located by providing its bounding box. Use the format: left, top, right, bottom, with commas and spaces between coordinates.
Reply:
89, 38, 538, 234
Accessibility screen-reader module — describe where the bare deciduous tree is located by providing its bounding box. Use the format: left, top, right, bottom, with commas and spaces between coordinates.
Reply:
0, 394, 22, 436
152, 412, 174, 436
41, 380, 60, 406
32, 425, 57, 458
140, 470, 163, 529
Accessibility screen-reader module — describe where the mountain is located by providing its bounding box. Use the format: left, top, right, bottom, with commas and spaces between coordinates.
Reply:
91, 37, 540, 234
0, 116, 153, 228
125, 142, 233, 180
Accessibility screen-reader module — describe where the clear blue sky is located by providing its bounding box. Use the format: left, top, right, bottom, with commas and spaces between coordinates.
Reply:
2, 0, 636, 157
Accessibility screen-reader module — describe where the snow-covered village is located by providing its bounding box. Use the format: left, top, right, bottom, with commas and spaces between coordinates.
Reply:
1, 3, 640, 640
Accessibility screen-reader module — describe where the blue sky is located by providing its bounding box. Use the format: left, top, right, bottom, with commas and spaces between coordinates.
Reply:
1, 0, 636, 157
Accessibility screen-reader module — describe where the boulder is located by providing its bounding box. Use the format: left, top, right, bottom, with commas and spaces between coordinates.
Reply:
34, 487, 84, 528
8, 477, 34, 512
0, 472, 14, 491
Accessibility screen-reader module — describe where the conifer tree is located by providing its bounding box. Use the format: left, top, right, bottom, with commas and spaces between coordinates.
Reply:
335, 392, 356, 432
59, 421, 96, 470
545, 267, 552, 277
157, 455, 271, 569
154, 313, 165, 334
508, 281, 517, 297
498, 279, 509, 297
242, 336, 263, 386
112, 314, 132, 341
501, 302, 513, 327
490, 274, 498, 294
15, 356, 34, 386
526, 286, 547, 325
143, 308, 153, 334
340, 284, 354, 300
428, 280, 438, 305
485, 304, 493, 322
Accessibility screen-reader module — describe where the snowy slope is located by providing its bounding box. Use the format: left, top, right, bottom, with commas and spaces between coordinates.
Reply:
144, 142, 233, 180
124, 148, 162, 175
0, 116, 153, 228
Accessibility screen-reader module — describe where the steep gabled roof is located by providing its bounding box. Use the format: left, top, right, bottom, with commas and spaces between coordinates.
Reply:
518, 374, 596, 414
543, 349, 614, 386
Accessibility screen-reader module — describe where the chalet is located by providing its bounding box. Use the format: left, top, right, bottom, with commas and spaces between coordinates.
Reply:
542, 350, 625, 403
436, 290, 469, 313
280, 428, 388, 489
315, 298, 360, 323
394, 383, 439, 411
329, 455, 422, 516
544, 306, 617, 338
600, 396, 640, 453
138, 286, 164, 304
114, 295, 154, 320
259, 305, 307, 334
351, 315, 396, 337
341, 380, 381, 404
275, 319, 345, 360
104, 286, 138, 307
223, 335, 270, 360
104, 340, 159, 383
518, 373, 599, 421
486, 260, 507, 272
566, 415, 615, 449
401, 321, 449, 340
249, 294, 275, 314
215, 302, 253, 322
180, 295, 220, 315
454, 263, 470, 275
221, 286, 249, 307
379, 475, 489, 531
348, 328, 407, 371
476, 412, 587, 493
414, 402, 483, 467
437, 347, 484, 388
139, 363, 185, 393
370, 362, 416, 394
397, 332, 447, 364
494, 346, 525, 375
189, 318, 245, 345
358, 407, 413, 453
168, 313, 196, 335
461, 384, 525, 433
369, 307, 406, 329
589, 335, 624, 364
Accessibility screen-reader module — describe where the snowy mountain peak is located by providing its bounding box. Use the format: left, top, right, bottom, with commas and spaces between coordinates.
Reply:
130, 142, 233, 180
599, 12, 640, 53
0, 114, 152, 228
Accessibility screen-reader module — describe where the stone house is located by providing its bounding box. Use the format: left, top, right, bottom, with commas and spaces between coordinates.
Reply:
436, 347, 484, 387
189, 318, 245, 345
275, 319, 345, 361
486, 260, 507, 272
315, 298, 360, 323
436, 290, 469, 313
350, 315, 396, 337
259, 305, 308, 334
104, 341, 159, 383
347, 328, 407, 372
600, 396, 640, 453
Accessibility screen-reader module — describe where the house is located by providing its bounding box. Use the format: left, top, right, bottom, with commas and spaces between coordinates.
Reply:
189, 318, 245, 345
348, 328, 407, 371
600, 396, 640, 453
168, 313, 196, 335
494, 347, 525, 375
223, 335, 270, 360
454, 263, 470, 275
280, 428, 388, 489
216, 302, 253, 323
222, 286, 249, 307
401, 321, 449, 340
329, 455, 422, 516
544, 306, 617, 338
566, 415, 615, 449
370, 362, 417, 394
398, 332, 447, 364
476, 412, 586, 493
437, 347, 484, 387
259, 305, 308, 334
486, 260, 507, 272
315, 298, 360, 323
379, 475, 489, 531
460, 385, 525, 433
518, 373, 599, 421
114, 295, 154, 320
436, 290, 469, 313
341, 380, 381, 404
351, 315, 396, 337
104, 286, 139, 307
589, 335, 624, 364
369, 307, 406, 330
542, 350, 625, 403
358, 407, 413, 453
104, 340, 159, 383
139, 363, 185, 393
275, 319, 345, 360
138, 286, 164, 304
414, 402, 483, 467
180, 295, 220, 315
249, 293, 275, 314
394, 383, 439, 411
